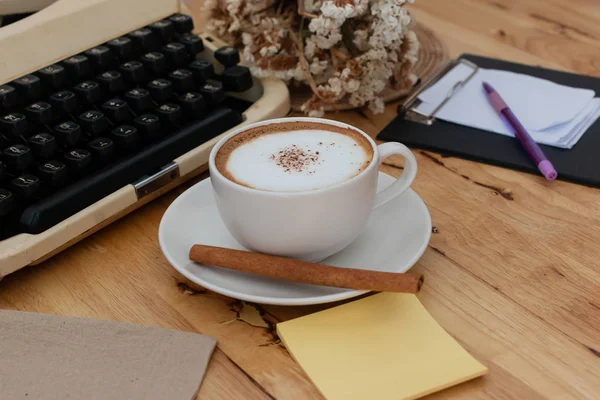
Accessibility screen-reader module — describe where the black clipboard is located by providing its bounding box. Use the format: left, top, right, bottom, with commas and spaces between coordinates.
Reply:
377, 53, 600, 188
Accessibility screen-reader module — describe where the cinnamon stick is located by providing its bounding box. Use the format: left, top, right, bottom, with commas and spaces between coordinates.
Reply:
189, 245, 424, 294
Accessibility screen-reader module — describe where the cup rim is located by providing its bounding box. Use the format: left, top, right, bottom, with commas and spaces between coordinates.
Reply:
208, 117, 380, 196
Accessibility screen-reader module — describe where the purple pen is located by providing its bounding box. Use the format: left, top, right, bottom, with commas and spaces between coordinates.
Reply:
482, 82, 558, 181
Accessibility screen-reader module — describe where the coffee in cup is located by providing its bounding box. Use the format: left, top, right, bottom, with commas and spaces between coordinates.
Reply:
214, 121, 374, 192
209, 118, 418, 262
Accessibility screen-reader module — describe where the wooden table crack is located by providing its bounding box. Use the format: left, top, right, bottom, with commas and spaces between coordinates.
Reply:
221, 351, 279, 400
418, 151, 515, 200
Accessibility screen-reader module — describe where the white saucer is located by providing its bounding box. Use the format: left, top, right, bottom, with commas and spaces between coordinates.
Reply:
158, 173, 432, 306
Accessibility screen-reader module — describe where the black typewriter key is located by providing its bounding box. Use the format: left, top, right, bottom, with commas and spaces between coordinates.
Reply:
106, 36, 136, 61
169, 14, 194, 34
169, 69, 195, 93
134, 113, 162, 138
0, 85, 18, 110
0, 113, 27, 139
62, 55, 93, 80
38, 160, 68, 188
85, 46, 117, 71
119, 61, 146, 84
140, 52, 167, 77
49, 91, 79, 114
13, 75, 43, 102
124, 88, 154, 113
147, 79, 174, 103
53, 121, 82, 148
28, 133, 57, 160
156, 103, 183, 129
0, 134, 8, 150
178, 92, 205, 118
111, 125, 140, 151
3, 145, 33, 172
199, 80, 225, 105
73, 81, 104, 105
87, 137, 115, 163
188, 60, 214, 84
64, 149, 92, 174
214, 46, 240, 68
149, 19, 176, 43
96, 71, 127, 94
178, 34, 204, 55
25, 102, 55, 125
163, 42, 189, 67
10, 174, 40, 199
101, 98, 134, 123
128, 28, 160, 52
0, 188, 15, 216
37, 64, 67, 91
221, 65, 253, 92
79, 110, 110, 136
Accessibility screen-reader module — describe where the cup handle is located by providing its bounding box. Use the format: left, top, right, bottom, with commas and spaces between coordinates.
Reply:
373, 142, 418, 210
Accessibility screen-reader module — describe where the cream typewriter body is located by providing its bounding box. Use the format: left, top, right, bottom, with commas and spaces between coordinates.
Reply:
0, 0, 290, 278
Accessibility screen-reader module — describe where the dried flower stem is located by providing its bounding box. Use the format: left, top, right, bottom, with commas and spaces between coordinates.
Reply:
291, 26, 342, 109
297, 0, 318, 19
330, 48, 349, 61
289, 27, 324, 101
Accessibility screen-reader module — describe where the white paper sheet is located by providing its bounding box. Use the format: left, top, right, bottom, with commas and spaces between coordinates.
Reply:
415, 63, 599, 149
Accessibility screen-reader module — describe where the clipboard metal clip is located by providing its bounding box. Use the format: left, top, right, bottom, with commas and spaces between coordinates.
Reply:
398, 59, 479, 125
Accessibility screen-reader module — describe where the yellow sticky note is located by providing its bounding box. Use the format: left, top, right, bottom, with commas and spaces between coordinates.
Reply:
277, 293, 487, 400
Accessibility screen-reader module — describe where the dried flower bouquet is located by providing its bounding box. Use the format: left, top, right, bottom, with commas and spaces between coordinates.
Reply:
203, 0, 419, 116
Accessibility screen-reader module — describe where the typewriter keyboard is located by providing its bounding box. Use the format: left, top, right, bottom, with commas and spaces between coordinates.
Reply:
0, 14, 253, 239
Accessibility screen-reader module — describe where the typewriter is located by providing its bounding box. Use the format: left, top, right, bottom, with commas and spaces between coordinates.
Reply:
0, 0, 290, 278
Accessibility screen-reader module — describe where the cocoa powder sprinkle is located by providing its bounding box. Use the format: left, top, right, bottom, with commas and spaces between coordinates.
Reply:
270, 145, 321, 173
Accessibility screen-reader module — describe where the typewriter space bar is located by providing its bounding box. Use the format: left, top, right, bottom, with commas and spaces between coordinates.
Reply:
20, 107, 243, 234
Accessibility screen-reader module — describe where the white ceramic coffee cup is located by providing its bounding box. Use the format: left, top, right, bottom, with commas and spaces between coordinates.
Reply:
208, 117, 417, 262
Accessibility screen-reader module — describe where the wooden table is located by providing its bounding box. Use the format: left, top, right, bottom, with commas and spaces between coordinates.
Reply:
2, 1, 600, 398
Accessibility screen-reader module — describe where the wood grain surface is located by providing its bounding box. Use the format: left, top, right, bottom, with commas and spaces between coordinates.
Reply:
2, 1, 600, 399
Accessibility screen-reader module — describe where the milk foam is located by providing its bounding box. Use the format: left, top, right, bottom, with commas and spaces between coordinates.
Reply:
224, 130, 371, 192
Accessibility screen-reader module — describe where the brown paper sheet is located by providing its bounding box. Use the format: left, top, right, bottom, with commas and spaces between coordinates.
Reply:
0, 310, 217, 400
